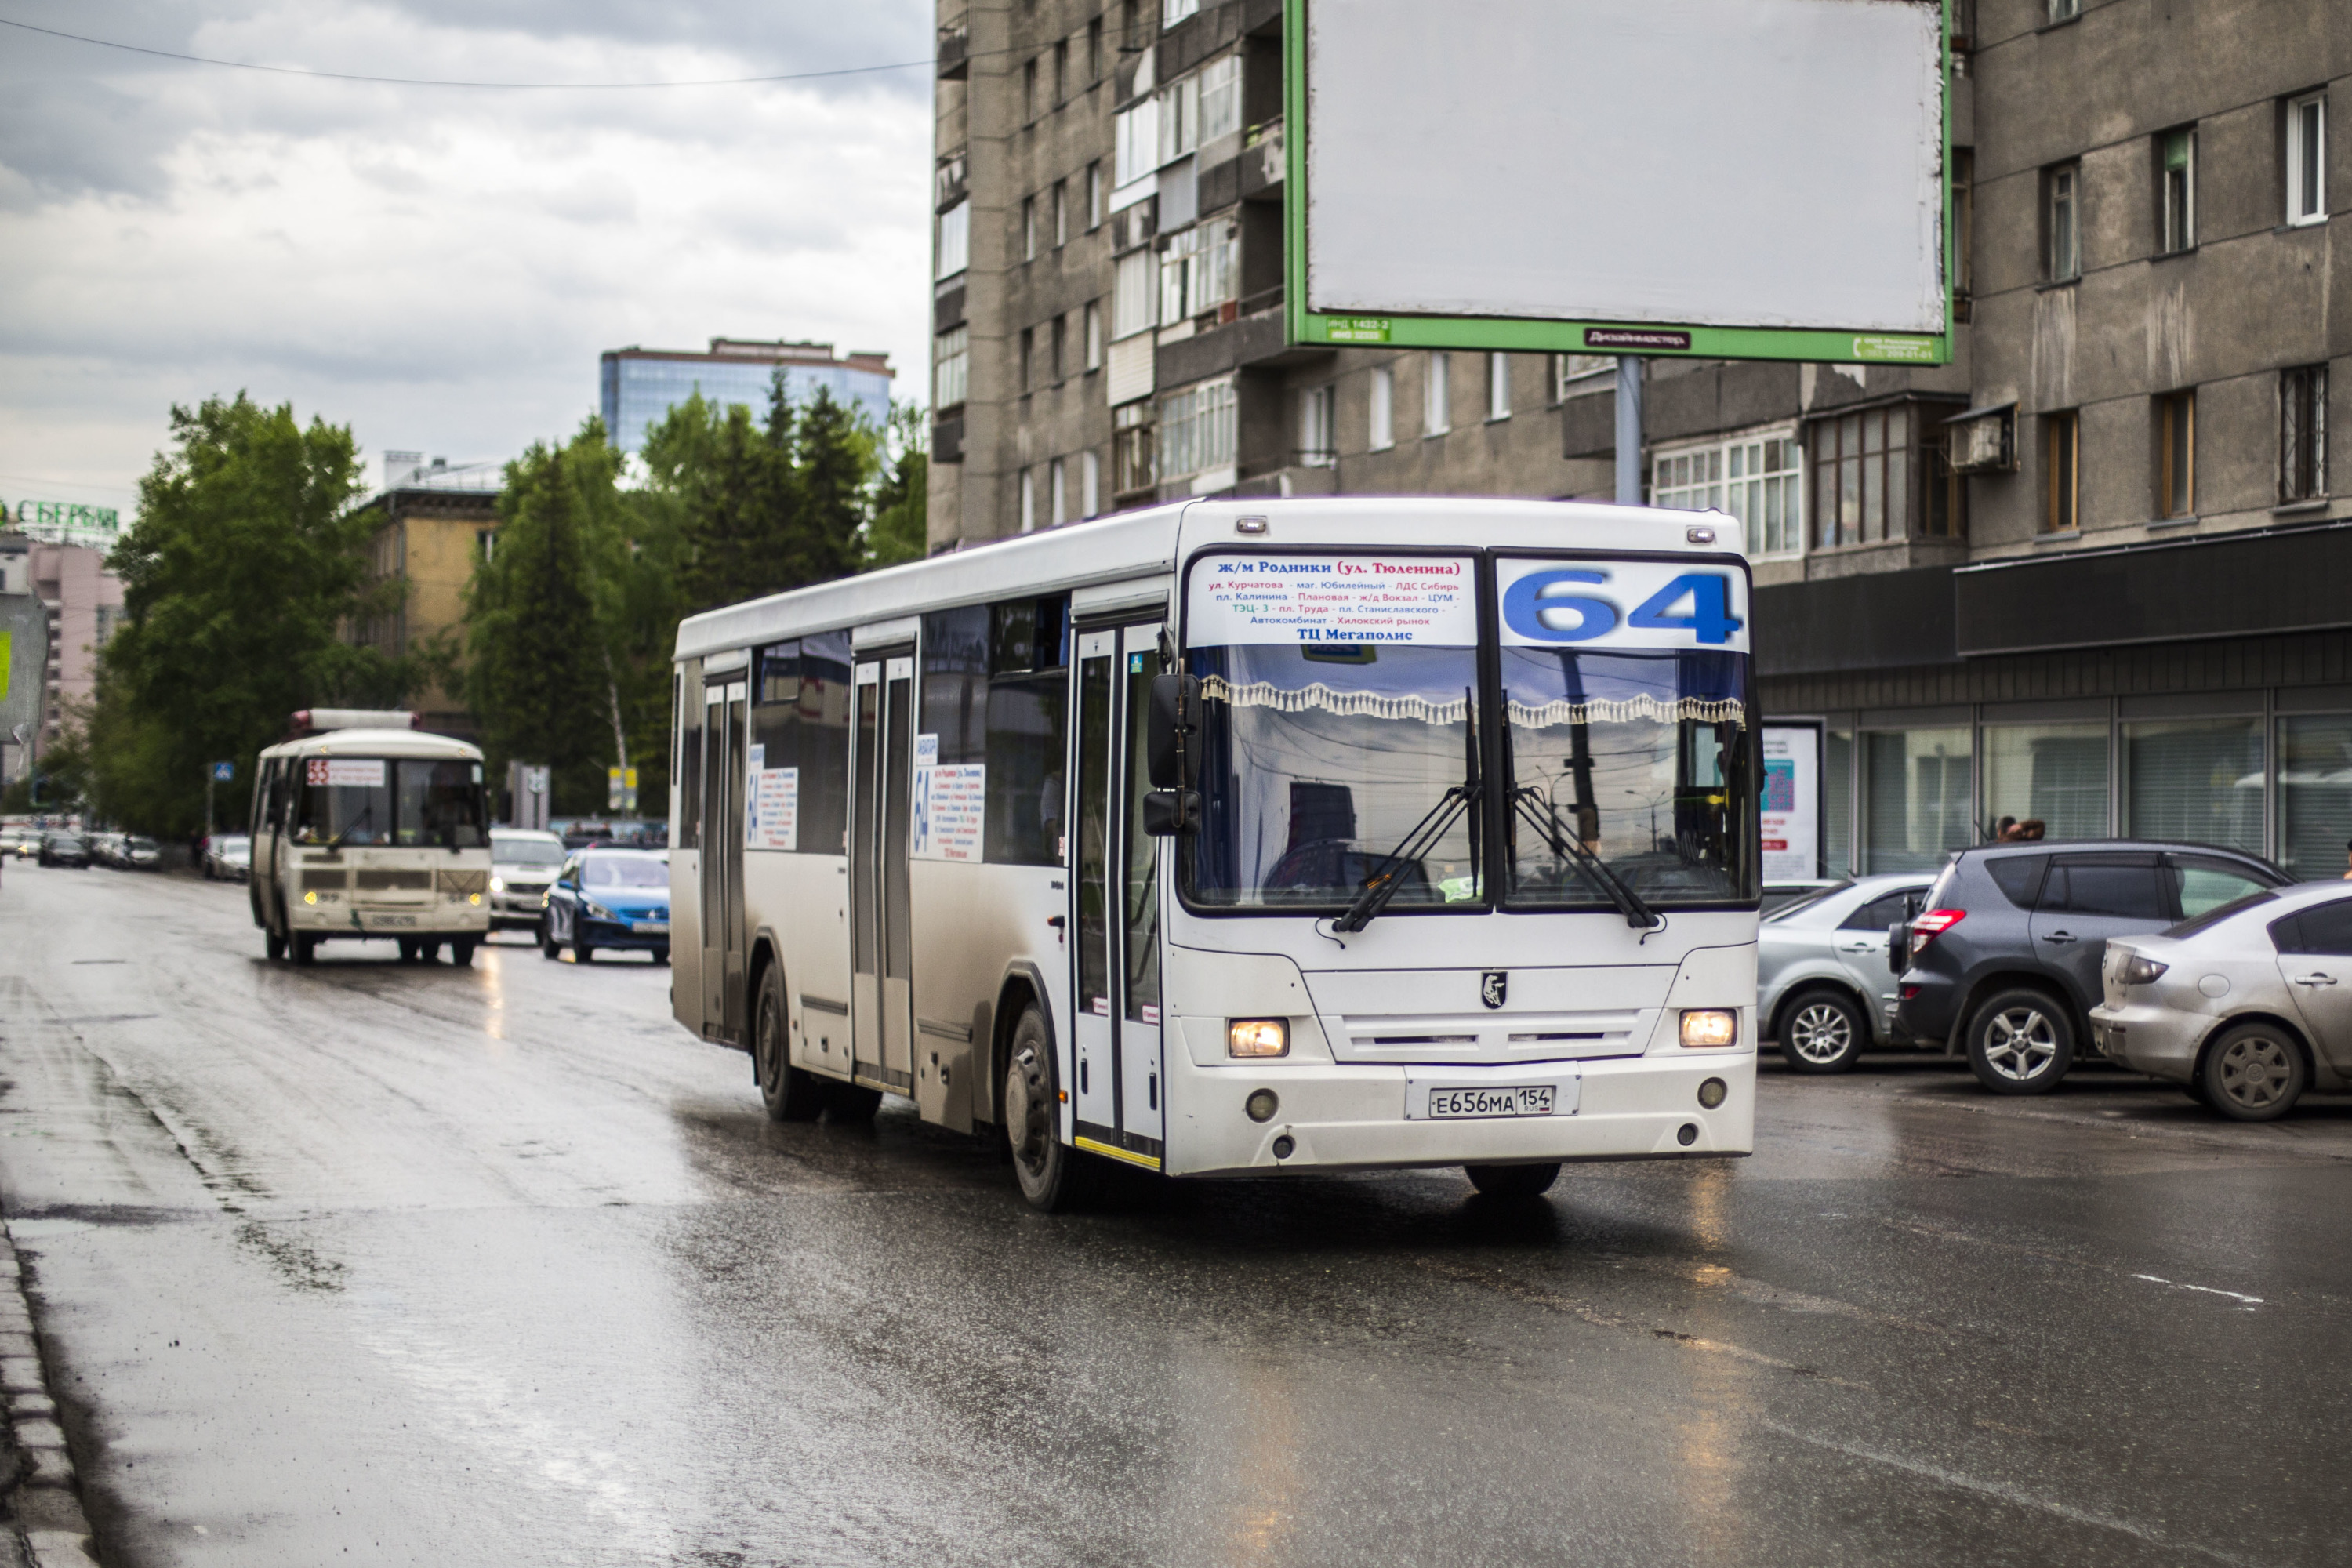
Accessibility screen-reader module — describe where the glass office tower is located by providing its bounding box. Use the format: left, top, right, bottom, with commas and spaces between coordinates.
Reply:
600, 339, 895, 454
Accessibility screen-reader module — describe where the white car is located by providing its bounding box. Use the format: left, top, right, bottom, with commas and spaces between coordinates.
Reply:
2092, 883, 2352, 1121
1758, 873, 1936, 1073
488, 828, 567, 931
205, 834, 252, 881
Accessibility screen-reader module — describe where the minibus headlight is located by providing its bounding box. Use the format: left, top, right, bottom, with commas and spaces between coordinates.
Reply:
302, 890, 318, 905
467, 893, 481, 906
1228, 1019, 1288, 1058
1679, 1010, 1737, 1048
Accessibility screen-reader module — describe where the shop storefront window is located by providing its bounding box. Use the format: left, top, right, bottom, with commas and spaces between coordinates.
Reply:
2122, 718, 2263, 854
1825, 728, 1853, 876
2278, 715, 2352, 879
1863, 727, 1972, 873
1983, 723, 2109, 841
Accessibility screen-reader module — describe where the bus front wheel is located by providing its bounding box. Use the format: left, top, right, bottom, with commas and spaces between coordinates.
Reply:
291, 934, 317, 967
1005, 1004, 1091, 1213
265, 928, 285, 962
449, 938, 477, 969
1465, 1163, 1561, 1199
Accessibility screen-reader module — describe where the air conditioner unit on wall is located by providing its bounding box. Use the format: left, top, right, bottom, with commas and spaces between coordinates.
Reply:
1944, 402, 2017, 474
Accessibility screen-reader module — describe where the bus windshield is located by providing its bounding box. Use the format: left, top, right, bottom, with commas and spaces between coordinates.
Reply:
296, 758, 486, 848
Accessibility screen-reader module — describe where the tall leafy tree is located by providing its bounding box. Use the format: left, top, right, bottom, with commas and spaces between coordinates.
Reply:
865, 402, 930, 571
92, 394, 408, 834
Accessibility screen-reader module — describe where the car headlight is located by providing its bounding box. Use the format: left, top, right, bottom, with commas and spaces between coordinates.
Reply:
489, 876, 506, 894
1228, 1018, 1288, 1058
584, 900, 615, 920
2121, 954, 2169, 985
1679, 1009, 1739, 1048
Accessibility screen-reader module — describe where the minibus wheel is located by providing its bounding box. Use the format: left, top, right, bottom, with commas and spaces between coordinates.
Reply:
291, 935, 317, 966
449, 938, 477, 969
1004, 1004, 1092, 1212
754, 968, 826, 1122
265, 928, 285, 962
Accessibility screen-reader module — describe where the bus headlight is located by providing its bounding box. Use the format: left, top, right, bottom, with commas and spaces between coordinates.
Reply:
1679, 1010, 1737, 1048
1228, 1019, 1288, 1058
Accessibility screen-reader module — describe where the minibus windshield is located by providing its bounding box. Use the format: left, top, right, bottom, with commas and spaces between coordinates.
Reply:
296, 758, 486, 848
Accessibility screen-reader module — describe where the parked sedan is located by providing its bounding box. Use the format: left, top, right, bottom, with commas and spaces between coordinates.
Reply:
1759, 873, 1935, 1072
120, 835, 162, 870
204, 834, 252, 881
539, 849, 670, 963
2093, 885, 2352, 1121
38, 832, 90, 869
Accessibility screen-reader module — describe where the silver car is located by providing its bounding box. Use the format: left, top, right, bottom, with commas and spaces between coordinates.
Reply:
2092, 883, 2352, 1121
1759, 873, 1936, 1073
488, 829, 568, 931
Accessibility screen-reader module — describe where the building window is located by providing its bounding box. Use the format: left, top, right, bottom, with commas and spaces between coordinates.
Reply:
1087, 161, 1105, 228
1863, 728, 1973, 874
2279, 714, 2352, 878
1486, 354, 1512, 421
1299, 384, 1334, 466
1199, 55, 1242, 144
1084, 301, 1105, 371
1113, 402, 1155, 496
1112, 249, 1157, 339
1657, 432, 1802, 558
1157, 72, 1200, 165
1425, 353, 1450, 436
2047, 0, 2079, 20
1024, 56, 1040, 122
1054, 180, 1069, 247
1082, 450, 1102, 518
1369, 365, 1394, 450
1050, 458, 1068, 526
933, 325, 969, 411
1553, 354, 1613, 403
2124, 719, 2263, 854
2282, 365, 2328, 502
1825, 728, 1854, 877
1054, 39, 1069, 104
2288, 92, 2328, 226
935, 201, 970, 280
1163, 0, 1200, 29
1114, 100, 1159, 187
2156, 390, 2195, 518
2158, 127, 2197, 254
1087, 16, 1103, 83
1160, 379, 1236, 481
2043, 411, 2079, 532
1952, 147, 1975, 320
1811, 405, 1956, 548
1022, 195, 1037, 261
1983, 723, 2111, 842
2043, 162, 2081, 282
1160, 222, 1239, 325
1018, 327, 1035, 393
1020, 468, 1036, 533
1051, 314, 1068, 382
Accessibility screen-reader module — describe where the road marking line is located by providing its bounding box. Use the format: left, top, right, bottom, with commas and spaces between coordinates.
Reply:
2131, 1272, 2263, 1306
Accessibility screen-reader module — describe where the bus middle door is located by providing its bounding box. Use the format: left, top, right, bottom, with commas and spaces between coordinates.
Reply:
850, 652, 916, 1094
1069, 622, 1165, 1171
700, 674, 748, 1044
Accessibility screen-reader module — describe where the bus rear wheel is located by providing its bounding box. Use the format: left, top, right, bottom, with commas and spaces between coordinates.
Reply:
1465, 1163, 1561, 1199
754, 968, 826, 1122
1004, 1004, 1091, 1212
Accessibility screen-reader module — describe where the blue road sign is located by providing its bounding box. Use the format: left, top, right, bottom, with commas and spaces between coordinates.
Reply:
211, 761, 235, 782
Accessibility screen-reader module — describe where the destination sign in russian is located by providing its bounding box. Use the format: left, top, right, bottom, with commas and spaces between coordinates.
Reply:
1189, 555, 1477, 646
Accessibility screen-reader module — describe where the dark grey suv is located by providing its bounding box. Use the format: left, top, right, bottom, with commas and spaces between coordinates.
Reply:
1893, 841, 2290, 1094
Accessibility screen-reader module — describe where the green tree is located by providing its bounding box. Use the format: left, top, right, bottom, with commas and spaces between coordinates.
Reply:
91, 394, 408, 835
463, 420, 636, 815
864, 401, 929, 571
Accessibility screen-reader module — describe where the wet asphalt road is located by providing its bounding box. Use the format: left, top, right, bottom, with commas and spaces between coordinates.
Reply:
4, 865, 2352, 1566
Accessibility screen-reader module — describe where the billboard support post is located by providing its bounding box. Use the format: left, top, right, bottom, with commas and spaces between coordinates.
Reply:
1614, 357, 1644, 506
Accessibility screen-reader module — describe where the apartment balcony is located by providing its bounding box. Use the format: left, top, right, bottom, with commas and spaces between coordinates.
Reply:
937, 16, 969, 80
1155, 292, 1327, 389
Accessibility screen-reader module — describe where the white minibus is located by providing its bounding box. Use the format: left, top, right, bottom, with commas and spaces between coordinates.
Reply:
671, 499, 1759, 1209
249, 712, 493, 965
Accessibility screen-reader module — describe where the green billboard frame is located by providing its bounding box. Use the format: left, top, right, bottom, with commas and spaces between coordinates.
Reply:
1281, 0, 1955, 366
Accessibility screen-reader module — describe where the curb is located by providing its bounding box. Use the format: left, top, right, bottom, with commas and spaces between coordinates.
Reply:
0, 1225, 97, 1568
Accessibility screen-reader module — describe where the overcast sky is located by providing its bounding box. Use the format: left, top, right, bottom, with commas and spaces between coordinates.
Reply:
0, 0, 933, 516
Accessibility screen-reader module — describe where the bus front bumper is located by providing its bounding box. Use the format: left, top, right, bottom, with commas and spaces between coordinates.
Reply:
289, 899, 491, 937
1161, 1051, 1755, 1178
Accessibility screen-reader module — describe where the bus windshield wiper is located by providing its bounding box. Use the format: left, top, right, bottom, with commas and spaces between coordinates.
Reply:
1331, 688, 1479, 935
326, 802, 373, 852
1498, 696, 1657, 931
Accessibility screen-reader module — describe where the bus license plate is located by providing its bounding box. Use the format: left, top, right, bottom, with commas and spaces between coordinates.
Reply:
1424, 1085, 1554, 1119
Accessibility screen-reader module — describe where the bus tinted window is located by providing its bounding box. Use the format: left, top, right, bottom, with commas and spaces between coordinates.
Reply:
918, 598, 1068, 867
749, 634, 851, 854
397, 760, 486, 848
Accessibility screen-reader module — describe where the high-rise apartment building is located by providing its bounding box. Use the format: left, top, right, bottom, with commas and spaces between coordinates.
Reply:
600, 338, 896, 454
936, 0, 2350, 880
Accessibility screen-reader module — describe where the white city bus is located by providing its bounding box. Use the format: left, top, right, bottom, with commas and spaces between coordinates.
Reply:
670, 499, 1759, 1209
249, 712, 493, 965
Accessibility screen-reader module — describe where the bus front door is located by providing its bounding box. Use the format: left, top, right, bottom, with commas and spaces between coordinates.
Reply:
1069, 622, 1164, 1168
700, 675, 747, 1044
851, 652, 916, 1094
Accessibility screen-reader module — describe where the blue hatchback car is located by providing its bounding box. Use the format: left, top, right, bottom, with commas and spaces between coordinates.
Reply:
539, 848, 670, 964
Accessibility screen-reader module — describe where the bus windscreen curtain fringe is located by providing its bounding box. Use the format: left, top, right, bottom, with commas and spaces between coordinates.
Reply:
1199, 677, 1744, 728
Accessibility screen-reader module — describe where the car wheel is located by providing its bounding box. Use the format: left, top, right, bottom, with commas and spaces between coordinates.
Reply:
449, 938, 477, 969
1465, 1162, 1562, 1198
1780, 987, 1867, 1074
652, 947, 670, 966
2201, 1022, 2307, 1122
265, 928, 285, 962
539, 917, 560, 960
1965, 989, 2075, 1094
1004, 1004, 1090, 1211
753, 968, 827, 1122
573, 940, 593, 963
292, 934, 318, 966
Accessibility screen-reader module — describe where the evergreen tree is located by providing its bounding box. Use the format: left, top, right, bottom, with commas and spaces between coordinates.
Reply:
865, 402, 929, 570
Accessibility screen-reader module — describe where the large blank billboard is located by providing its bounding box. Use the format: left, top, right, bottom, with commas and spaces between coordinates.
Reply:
1290, 0, 1950, 363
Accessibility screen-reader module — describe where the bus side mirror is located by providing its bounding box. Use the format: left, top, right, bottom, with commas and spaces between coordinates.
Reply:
1143, 789, 1200, 837
1148, 673, 1196, 789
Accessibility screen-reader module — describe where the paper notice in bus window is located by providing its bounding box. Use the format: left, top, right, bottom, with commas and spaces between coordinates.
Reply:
912, 763, 984, 862
746, 768, 799, 851
1189, 555, 1476, 646
307, 758, 385, 788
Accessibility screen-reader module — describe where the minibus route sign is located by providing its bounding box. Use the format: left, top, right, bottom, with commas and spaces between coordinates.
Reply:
1189, 556, 1477, 646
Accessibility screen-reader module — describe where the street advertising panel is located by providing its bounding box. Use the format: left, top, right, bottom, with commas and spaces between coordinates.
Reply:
1287, 0, 1951, 365
1760, 720, 1824, 881
0, 597, 46, 738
